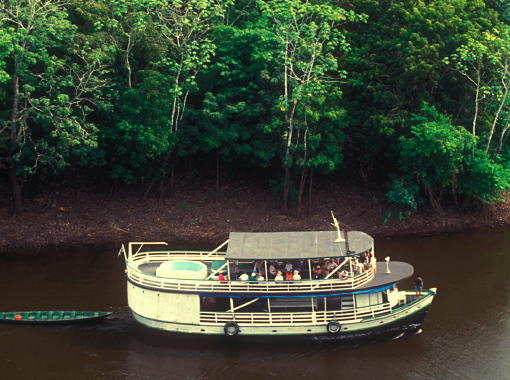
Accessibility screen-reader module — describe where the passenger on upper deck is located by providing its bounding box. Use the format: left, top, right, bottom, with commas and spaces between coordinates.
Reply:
327, 259, 338, 277
218, 271, 227, 284
269, 262, 277, 279
340, 269, 348, 280
285, 270, 293, 281
293, 270, 301, 281
257, 272, 266, 281
285, 261, 293, 273
371, 255, 377, 273
353, 259, 364, 275
322, 261, 330, 279
313, 265, 322, 279
249, 272, 257, 281
238, 272, 249, 281
275, 271, 284, 281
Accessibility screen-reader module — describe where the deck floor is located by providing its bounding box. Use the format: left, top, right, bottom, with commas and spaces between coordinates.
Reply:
136, 261, 413, 287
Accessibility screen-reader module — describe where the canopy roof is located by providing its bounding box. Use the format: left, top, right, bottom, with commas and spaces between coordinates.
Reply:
226, 231, 374, 260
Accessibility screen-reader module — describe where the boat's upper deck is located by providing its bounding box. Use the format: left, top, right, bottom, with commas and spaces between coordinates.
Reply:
125, 249, 413, 296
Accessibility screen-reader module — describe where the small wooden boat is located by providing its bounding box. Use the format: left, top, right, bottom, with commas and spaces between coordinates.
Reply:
0, 311, 113, 324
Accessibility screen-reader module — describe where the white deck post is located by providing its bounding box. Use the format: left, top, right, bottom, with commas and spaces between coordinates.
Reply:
227, 261, 231, 290
206, 239, 229, 257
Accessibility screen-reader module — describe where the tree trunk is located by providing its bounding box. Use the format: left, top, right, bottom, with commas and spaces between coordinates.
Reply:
283, 167, 290, 216
8, 162, 23, 218
215, 149, 220, 203
308, 166, 313, 215
297, 166, 307, 217
108, 178, 118, 201
9, 68, 21, 218
159, 167, 166, 203
141, 181, 154, 202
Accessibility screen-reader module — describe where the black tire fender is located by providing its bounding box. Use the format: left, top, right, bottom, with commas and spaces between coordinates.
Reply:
224, 321, 240, 336
327, 320, 341, 334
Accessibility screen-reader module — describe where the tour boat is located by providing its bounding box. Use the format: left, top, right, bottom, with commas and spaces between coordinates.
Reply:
119, 219, 436, 341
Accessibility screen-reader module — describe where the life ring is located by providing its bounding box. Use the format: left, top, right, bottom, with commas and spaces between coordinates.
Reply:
224, 321, 240, 336
327, 320, 341, 334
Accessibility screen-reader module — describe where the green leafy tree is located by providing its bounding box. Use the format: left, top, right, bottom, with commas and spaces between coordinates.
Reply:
0, 0, 110, 216
258, 0, 365, 215
391, 103, 510, 214
446, 26, 510, 156
397, 104, 472, 211
341, 0, 498, 179
151, 0, 233, 198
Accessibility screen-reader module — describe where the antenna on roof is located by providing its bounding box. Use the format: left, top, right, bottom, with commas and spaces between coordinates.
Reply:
330, 211, 346, 243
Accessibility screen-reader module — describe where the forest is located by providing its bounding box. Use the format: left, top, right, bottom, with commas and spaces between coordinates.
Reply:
2, 0, 510, 221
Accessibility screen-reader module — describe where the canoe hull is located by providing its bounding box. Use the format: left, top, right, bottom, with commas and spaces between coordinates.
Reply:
0, 311, 113, 324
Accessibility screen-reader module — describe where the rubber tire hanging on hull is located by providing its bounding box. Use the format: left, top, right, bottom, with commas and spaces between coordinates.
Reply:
224, 321, 240, 336
327, 320, 341, 334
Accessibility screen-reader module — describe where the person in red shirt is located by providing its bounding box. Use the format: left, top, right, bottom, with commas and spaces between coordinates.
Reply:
218, 271, 227, 284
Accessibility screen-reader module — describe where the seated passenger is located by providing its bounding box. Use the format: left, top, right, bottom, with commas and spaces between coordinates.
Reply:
293, 270, 302, 281
275, 271, 284, 281
257, 272, 266, 281
249, 272, 257, 281
238, 272, 249, 281
353, 259, 363, 275
322, 262, 330, 279
218, 271, 228, 284
340, 269, 348, 280
285, 270, 293, 281
269, 262, 277, 278
313, 265, 322, 279
327, 259, 338, 272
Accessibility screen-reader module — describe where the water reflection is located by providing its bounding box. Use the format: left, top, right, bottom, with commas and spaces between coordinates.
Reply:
2, 229, 510, 379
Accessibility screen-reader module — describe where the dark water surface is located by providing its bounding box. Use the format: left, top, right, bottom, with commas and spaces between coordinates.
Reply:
2, 228, 510, 380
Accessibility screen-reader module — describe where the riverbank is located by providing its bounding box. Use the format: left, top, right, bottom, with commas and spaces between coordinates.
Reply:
1, 176, 510, 251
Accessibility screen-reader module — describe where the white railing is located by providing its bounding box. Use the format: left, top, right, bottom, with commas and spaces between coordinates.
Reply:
126, 250, 375, 294
130, 250, 226, 266
127, 265, 375, 294
199, 303, 392, 325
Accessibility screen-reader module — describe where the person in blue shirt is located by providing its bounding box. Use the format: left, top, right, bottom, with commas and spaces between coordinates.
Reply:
414, 274, 423, 298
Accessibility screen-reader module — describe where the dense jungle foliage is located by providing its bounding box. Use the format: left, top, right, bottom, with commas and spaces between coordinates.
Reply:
2, 0, 510, 219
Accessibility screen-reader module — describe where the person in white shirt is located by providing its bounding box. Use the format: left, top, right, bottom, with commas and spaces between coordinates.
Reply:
285, 261, 293, 273
370, 256, 377, 273
274, 271, 284, 281
293, 270, 301, 281
269, 262, 277, 278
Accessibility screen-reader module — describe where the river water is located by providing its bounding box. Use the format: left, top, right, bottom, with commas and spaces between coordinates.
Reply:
1, 228, 510, 380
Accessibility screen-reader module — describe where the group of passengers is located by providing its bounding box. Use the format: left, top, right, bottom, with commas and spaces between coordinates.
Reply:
226, 251, 376, 283
312, 258, 349, 280
358, 249, 377, 274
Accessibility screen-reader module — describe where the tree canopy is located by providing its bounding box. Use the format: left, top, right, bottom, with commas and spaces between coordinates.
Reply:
2, 0, 510, 218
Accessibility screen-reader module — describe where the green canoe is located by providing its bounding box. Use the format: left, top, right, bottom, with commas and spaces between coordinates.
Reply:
0, 311, 113, 324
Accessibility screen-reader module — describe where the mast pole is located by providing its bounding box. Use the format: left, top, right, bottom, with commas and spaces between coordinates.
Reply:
330, 211, 345, 243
